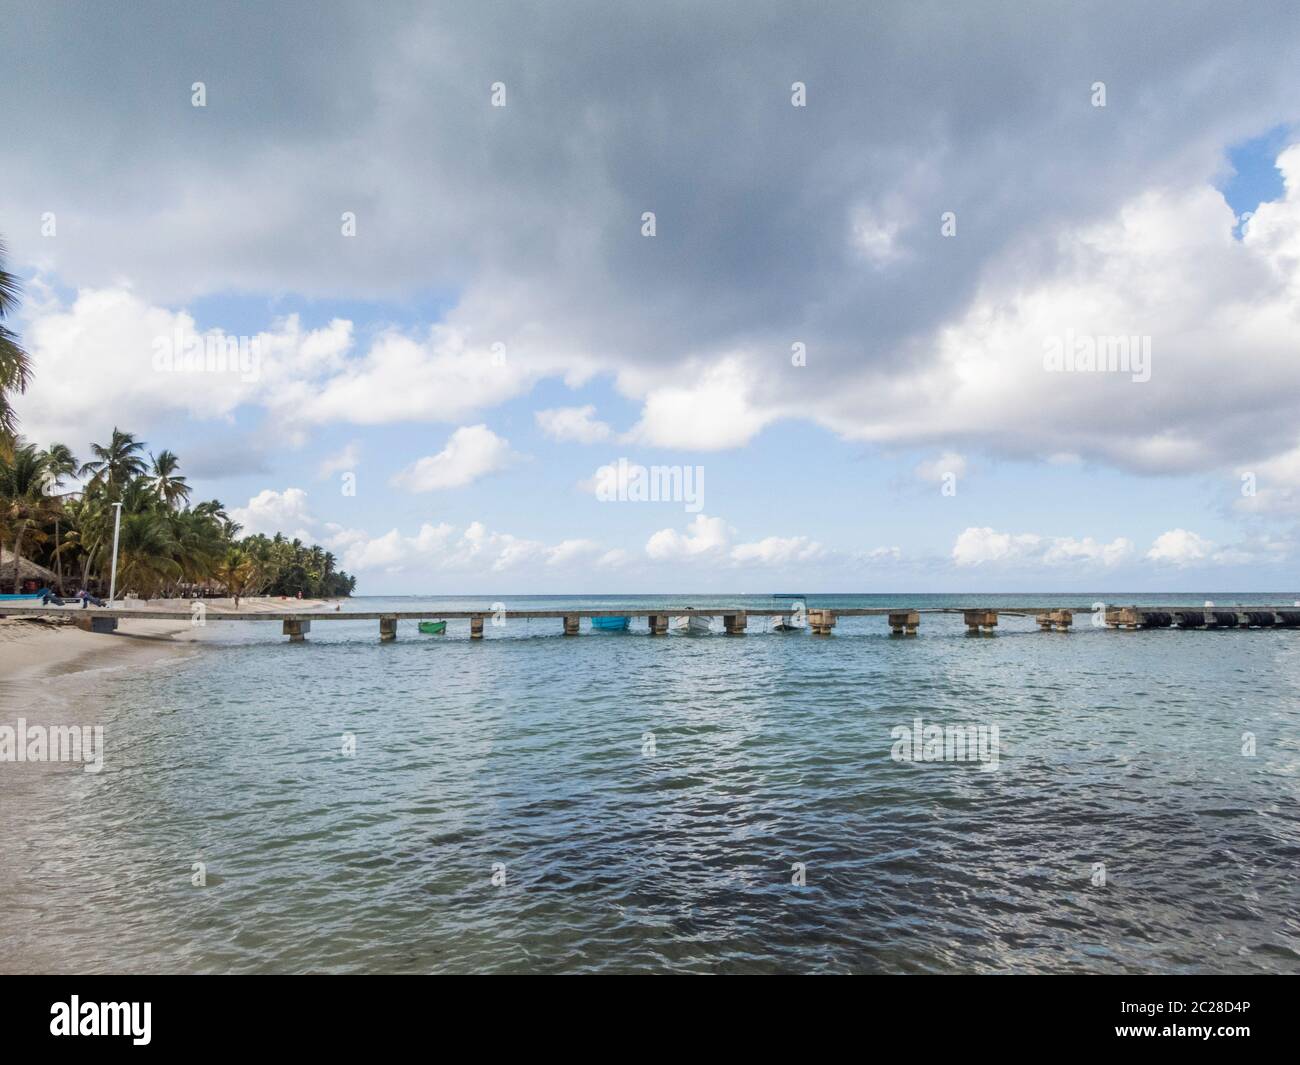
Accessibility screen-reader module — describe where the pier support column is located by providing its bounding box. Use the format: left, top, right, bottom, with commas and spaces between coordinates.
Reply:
1105, 608, 1140, 630
282, 619, 310, 642
809, 609, 836, 635
963, 610, 998, 634
723, 611, 747, 635
379, 616, 397, 642
647, 614, 668, 635
888, 611, 919, 636
563, 614, 580, 636
470, 616, 484, 640
1037, 610, 1073, 632
75, 615, 118, 634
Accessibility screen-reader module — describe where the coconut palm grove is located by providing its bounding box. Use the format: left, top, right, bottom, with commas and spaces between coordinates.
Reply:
0, 238, 355, 600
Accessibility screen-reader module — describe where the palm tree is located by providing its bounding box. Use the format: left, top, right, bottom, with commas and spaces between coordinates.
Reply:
214, 546, 258, 609
0, 238, 32, 443
113, 509, 180, 598
41, 442, 79, 592
148, 449, 191, 507
80, 428, 148, 499
0, 441, 58, 592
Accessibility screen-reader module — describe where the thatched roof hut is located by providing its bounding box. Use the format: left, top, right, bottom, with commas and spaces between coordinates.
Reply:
0, 549, 59, 586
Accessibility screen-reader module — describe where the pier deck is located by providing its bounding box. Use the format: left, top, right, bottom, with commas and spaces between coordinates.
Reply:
2, 603, 1298, 640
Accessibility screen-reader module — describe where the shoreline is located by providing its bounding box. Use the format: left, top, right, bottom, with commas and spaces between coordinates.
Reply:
0, 597, 336, 685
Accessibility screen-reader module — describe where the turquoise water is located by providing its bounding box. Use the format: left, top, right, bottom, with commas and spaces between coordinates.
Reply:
4, 594, 1300, 973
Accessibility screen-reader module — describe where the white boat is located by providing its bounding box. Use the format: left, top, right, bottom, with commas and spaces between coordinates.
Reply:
772, 594, 807, 632
670, 614, 712, 635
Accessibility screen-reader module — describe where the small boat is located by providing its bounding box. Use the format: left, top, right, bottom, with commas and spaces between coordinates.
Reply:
418, 620, 447, 635
591, 615, 630, 632
772, 594, 807, 631
671, 615, 712, 635
0, 587, 51, 601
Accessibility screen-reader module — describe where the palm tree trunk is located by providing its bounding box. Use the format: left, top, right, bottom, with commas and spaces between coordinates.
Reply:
53, 517, 64, 594
11, 523, 27, 593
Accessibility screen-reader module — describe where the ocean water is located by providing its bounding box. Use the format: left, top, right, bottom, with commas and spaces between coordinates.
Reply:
4, 593, 1300, 974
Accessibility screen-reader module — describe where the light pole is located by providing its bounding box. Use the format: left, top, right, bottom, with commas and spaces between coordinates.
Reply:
107, 502, 123, 605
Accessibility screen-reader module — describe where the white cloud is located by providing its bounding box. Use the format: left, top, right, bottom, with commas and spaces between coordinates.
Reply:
286, 325, 546, 429
1043, 536, 1135, 567
645, 515, 731, 560
1234, 446, 1300, 515
1145, 529, 1215, 566
317, 441, 359, 479
391, 425, 518, 492
546, 539, 602, 566
229, 488, 316, 540
730, 535, 825, 565
622, 358, 777, 451
535, 405, 612, 443
952, 527, 1132, 567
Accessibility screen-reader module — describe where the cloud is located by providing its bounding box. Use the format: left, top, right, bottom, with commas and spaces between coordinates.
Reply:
1234, 447, 1300, 515
914, 450, 968, 485
317, 441, 359, 478
621, 358, 778, 451
9, 4, 1300, 492
1145, 528, 1215, 566
546, 538, 602, 566
952, 527, 1133, 567
645, 515, 731, 560
535, 405, 612, 443
229, 488, 316, 540
730, 535, 825, 565
391, 425, 518, 492
323, 517, 605, 576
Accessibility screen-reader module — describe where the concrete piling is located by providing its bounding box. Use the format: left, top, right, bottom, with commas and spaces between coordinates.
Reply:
809, 609, 836, 635
889, 611, 919, 635
1036, 610, 1073, 632
282, 619, 310, 642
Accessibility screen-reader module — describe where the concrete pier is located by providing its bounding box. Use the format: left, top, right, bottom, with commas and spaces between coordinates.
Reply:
283, 619, 310, 642
7, 603, 1299, 646
1036, 610, 1073, 632
889, 610, 919, 635
964, 610, 998, 634
809, 609, 836, 635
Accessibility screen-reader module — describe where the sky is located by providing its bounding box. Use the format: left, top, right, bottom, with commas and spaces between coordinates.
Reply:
3, 0, 1300, 594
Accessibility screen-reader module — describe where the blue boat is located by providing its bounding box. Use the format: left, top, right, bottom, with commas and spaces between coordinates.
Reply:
591, 615, 630, 632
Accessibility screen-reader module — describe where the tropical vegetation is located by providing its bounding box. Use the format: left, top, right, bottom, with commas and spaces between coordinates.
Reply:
0, 234, 354, 601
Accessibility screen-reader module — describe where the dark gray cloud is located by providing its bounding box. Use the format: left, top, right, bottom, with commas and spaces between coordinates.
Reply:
3, 0, 1300, 470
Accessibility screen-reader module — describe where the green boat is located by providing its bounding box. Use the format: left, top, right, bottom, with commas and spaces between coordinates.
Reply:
418, 620, 447, 635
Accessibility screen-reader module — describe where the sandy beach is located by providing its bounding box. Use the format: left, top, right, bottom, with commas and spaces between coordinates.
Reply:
0, 597, 336, 684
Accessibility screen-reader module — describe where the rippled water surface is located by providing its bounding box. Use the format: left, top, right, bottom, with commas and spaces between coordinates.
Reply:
4, 594, 1299, 973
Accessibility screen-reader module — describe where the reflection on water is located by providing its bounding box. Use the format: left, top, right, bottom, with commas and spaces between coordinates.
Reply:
2, 595, 1298, 973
